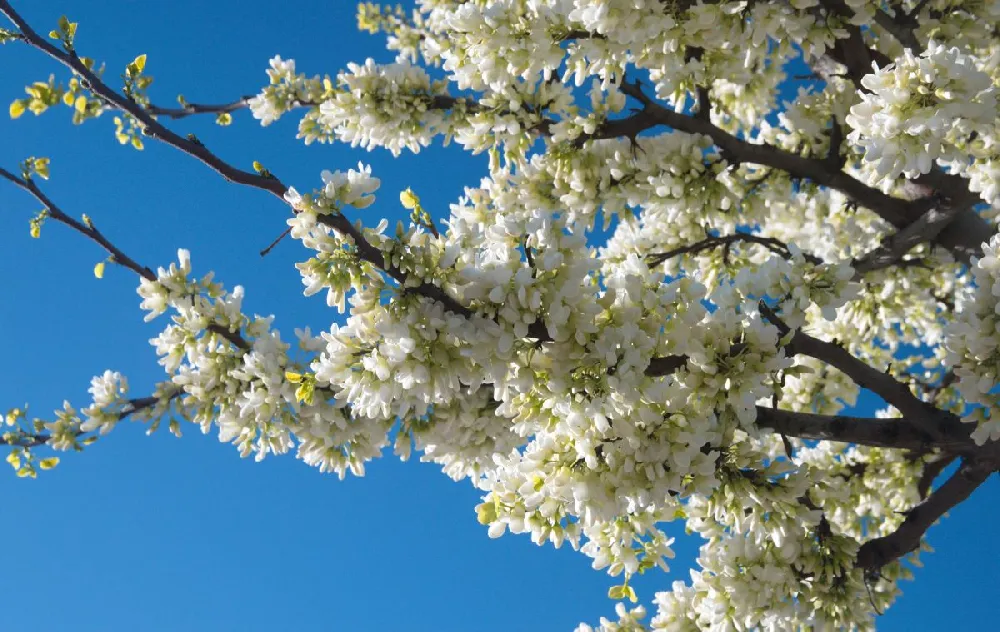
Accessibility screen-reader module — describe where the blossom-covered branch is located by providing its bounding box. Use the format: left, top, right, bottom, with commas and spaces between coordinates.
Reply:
5, 1, 1000, 628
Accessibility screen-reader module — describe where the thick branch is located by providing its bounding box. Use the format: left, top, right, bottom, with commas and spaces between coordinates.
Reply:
758, 303, 964, 444
755, 407, 976, 452
851, 199, 965, 275
611, 79, 991, 265
855, 459, 995, 570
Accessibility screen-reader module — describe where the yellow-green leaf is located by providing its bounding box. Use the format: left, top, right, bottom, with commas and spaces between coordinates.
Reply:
74, 95, 87, 114
399, 188, 420, 210
215, 112, 232, 126
93, 261, 105, 279
625, 585, 637, 603
9, 100, 25, 119
284, 371, 304, 383
476, 501, 497, 525
132, 54, 147, 73
38, 457, 59, 470
33, 157, 50, 180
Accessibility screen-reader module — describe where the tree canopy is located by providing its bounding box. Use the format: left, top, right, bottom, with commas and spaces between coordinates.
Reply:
2, 1, 999, 629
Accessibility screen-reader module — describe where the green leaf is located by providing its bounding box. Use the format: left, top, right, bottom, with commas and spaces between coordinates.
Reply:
93, 261, 105, 279
215, 111, 232, 126
74, 95, 87, 114
132, 54, 147, 73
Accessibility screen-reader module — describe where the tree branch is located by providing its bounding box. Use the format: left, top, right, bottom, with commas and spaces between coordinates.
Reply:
145, 96, 255, 120
646, 231, 824, 266
0, 165, 252, 350
758, 302, 964, 444
611, 79, 990, 266
755, 407, 976, 452
916, 452, 959, 499
0, 165, 156, 280
0, 389, 182, 448
0, 1, 523, 339
855, 458, 995, 571
850, 198, 965, 275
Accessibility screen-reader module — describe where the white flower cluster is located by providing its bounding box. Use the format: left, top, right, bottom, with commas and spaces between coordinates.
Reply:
847, 42, 998, 187
318, 59, 457, 155
945, 234, 1000, 443
248, 56, 325, 127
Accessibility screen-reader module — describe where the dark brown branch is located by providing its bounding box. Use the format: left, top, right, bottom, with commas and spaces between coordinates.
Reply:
870, 7, 922, 51
206, 323, 251, 351
755, 407, 977, 452
855, 459, 995, 571
826, 116, 844, 168
646, 355, 690, 377
758, 302, 965, 444
917, 453, 959, 499
646, 232, 823, 266
0, 389, 182, 448
611, 79, 990, 265
0, 165, 251, 350
851, 199, 965, 275
685, 47, 711, 122
0, 165, 156, 280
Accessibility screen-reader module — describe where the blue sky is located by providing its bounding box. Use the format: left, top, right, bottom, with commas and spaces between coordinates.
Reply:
0, 1, 996, 630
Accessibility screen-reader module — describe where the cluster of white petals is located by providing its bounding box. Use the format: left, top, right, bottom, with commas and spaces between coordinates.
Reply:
945, 234, 1000, 443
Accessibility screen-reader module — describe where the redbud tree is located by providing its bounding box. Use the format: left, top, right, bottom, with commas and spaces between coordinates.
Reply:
2, 1, 999, 629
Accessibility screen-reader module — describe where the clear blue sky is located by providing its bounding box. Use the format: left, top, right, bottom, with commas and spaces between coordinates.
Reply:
0, 2, 996, 630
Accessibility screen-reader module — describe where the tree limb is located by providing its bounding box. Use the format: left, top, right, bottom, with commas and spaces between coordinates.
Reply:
0, 165, 156, 280
850, 198, 965, 275
0, 389, 183, 448
758, 302, 963, 444
755, 407, 976, 452
855, 458, 995, 571
646, 231, 824, 266
611, 79, 990, 266
0, 165, 252, 350
0, 1, 528, 338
